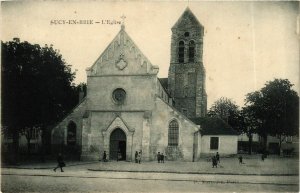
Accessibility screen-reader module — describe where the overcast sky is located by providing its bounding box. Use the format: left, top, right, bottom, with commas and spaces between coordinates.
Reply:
2, 1, 299, 108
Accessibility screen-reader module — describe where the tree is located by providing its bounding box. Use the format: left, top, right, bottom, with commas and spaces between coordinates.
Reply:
244, 91, 268, 151
245, 79, 299, 155
2, 38, 79, 161
208, 98, 258, 154
238, 106, 260, 155
208, 97, 240, 129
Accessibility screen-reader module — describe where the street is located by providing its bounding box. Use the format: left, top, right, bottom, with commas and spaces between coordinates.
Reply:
1, 166, 298, 192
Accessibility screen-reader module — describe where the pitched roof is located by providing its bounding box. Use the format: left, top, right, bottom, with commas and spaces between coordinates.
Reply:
172, 7, 203, 29
158, 78, 168, 90
87, 26, 159, 76
190, 117, 239, 135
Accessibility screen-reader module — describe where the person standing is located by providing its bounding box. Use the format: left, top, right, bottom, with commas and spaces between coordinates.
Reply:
157, 152, 161, 163
103, 151, 107, 162
135, 151, 138, 163
53, 153, 65, 172
216, 152, 220, 163
212, 156, 217, 168
117, 150, 122, 162
239, 155, 243, 164
161, 153, 165, 163
137, 151, 142, 164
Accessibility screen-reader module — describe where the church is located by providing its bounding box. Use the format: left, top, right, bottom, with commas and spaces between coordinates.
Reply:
51, 7, 238, 161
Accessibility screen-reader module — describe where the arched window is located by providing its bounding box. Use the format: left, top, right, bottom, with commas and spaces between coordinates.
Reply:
189, 41, 195, 62
183, 86, 188, 97
178, 41, 184, 63
67, 121, 76, 145
168, 120, 179, 146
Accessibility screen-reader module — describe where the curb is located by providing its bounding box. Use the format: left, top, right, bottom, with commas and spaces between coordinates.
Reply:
2, 173, 298, 186
87, 169, 299, 176
2, 161, 98, 170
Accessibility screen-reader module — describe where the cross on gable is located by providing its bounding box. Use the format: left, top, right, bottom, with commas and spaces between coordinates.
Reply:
121, 14, 126, 25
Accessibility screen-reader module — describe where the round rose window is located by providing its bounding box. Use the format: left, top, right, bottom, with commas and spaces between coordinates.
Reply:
112, 88, 126, 104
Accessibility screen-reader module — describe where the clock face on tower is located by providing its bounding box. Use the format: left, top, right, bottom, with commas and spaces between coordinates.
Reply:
112, 88, 126, 104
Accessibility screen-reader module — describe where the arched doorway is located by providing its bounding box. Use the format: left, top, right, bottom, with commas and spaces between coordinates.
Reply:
110, 128, 126, 160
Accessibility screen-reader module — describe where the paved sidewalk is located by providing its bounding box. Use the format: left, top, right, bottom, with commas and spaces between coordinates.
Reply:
2, 157, 299, 191
2, 157, 298, 176
88, 157, 299, 176
1, 161, 98, 169
2, 168, 298, 186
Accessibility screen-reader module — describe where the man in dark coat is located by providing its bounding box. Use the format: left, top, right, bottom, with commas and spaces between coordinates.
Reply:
216, 152, 220, 163
53, 153, 65, 172
135, 151, 138, 163
161, 153, 165, 163
157, 152, 161, 163
212, 156, 217, 168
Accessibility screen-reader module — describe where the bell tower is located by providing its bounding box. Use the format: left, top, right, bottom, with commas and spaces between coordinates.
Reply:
168, 7, 207, 118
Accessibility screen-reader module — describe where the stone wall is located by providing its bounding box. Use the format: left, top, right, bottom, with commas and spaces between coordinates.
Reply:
51, 99, 87, 155
86, 28, 159, 78
200, 135, 238, 157
87, 73, 156, 112
150, 97, 200, 161
80, 111, 145, 161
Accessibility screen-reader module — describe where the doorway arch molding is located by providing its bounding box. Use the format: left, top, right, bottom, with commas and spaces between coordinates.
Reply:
102, 116, 135, 161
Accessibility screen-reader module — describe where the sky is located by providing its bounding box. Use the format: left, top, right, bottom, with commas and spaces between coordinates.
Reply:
1, 1, 299, 108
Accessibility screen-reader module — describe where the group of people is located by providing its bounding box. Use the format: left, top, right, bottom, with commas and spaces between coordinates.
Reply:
157, 152, 165, 163
102, 150, 140, 162
53, 151, 260, 172
211, 152, 247, 167
211, 152, 220, 168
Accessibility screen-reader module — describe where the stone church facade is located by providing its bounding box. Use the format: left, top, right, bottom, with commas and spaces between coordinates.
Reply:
51, 8, 238, 161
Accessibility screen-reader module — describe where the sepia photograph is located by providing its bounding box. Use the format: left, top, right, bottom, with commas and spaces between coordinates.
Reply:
1, 1, 299, 192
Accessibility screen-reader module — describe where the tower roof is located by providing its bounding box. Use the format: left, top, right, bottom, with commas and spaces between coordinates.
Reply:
172, 7, 203, 30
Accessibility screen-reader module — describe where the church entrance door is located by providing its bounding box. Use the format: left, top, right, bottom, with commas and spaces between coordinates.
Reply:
110, 128, 126, 161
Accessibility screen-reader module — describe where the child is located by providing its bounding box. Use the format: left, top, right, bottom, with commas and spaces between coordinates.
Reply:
239, 155, 244, 164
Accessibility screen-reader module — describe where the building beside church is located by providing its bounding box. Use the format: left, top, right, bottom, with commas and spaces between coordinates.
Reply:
51, 7, 238, 161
